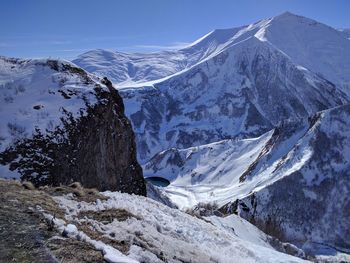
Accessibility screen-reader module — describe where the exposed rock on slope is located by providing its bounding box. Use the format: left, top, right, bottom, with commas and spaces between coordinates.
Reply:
121, 35, 347, 162
75, 13, 350, 164
144, 104, 350, 259
72, 12, 350, 260
75, 13, 350, 89
0, 57, 146, 195
235, 104, 350, 255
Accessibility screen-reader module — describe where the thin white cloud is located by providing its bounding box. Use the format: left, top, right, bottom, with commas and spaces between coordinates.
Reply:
80, 35, 145, 42
133, 41, 191, 50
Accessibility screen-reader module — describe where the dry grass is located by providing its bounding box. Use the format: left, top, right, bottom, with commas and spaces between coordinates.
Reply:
47, 237, 104, 263
38, 185, 49, 191
0, 179, 143, 262
0, 179, 115, 262
53, 186, 65, 192
22, 181, 36, 190
74, 209, 143, 255
43, 184, 108, 203
78, 208, 140, 223
0, 179, 65, 219
77, 222, 131, 254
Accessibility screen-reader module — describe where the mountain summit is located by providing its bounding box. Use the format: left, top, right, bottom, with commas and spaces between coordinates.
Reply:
74, 12, 350, 90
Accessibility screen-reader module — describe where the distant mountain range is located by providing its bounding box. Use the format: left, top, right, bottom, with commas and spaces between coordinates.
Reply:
75, 12, 350, 163
74, 12, 350, 91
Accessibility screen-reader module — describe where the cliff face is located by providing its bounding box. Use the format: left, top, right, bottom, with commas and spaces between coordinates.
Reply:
0, 57, 146, 196
66, 77, 145, 194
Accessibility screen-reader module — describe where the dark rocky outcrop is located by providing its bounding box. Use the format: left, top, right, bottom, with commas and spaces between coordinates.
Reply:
0, 58, 146, 196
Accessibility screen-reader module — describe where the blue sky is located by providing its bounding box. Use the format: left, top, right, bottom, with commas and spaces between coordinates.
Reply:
0, 0, 349, 60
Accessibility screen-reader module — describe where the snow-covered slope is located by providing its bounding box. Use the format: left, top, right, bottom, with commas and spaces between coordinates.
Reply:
143, 118, 311, 209
147, 104, 350, 257
0, 56, 145, 194
258, 12, 350, 88
144, 130, 275, 208
74, 13, 350, 164
75, 12, 350, 90
73, 27, 242, 86
121, 34, 347, 163
73, 49, 189, 86
236, 104, 350, 256
49, 187, 308, 262
0, 57, 98, 153
144, 130, 273, 185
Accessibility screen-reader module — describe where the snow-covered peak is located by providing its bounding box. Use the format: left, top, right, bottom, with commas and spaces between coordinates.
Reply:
274, 11, 314, 21
186, 26, 243, 52
74, 12, 350, 89
73, 27, 243, 87
258, 12, 350, 86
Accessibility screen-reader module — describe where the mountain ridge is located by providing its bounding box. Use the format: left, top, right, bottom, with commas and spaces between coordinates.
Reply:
0, 56, 146, 194
74, 12, 350, 90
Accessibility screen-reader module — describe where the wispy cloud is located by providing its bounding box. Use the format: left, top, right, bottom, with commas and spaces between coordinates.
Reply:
133, 41, 191, 51
79, 35, 145, 42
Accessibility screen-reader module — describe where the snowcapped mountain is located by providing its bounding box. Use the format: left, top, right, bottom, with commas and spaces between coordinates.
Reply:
75, 12, 350, 90
72, 13, 350, 166
0, 57, 98, 153
72, 27, 243, 86
145, 104, 350, 258
256, 12, 350, 88
104, 13, 350, 258
121, 33, 348, 163
73, 12, 350, 164
0, 56, 145, 194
